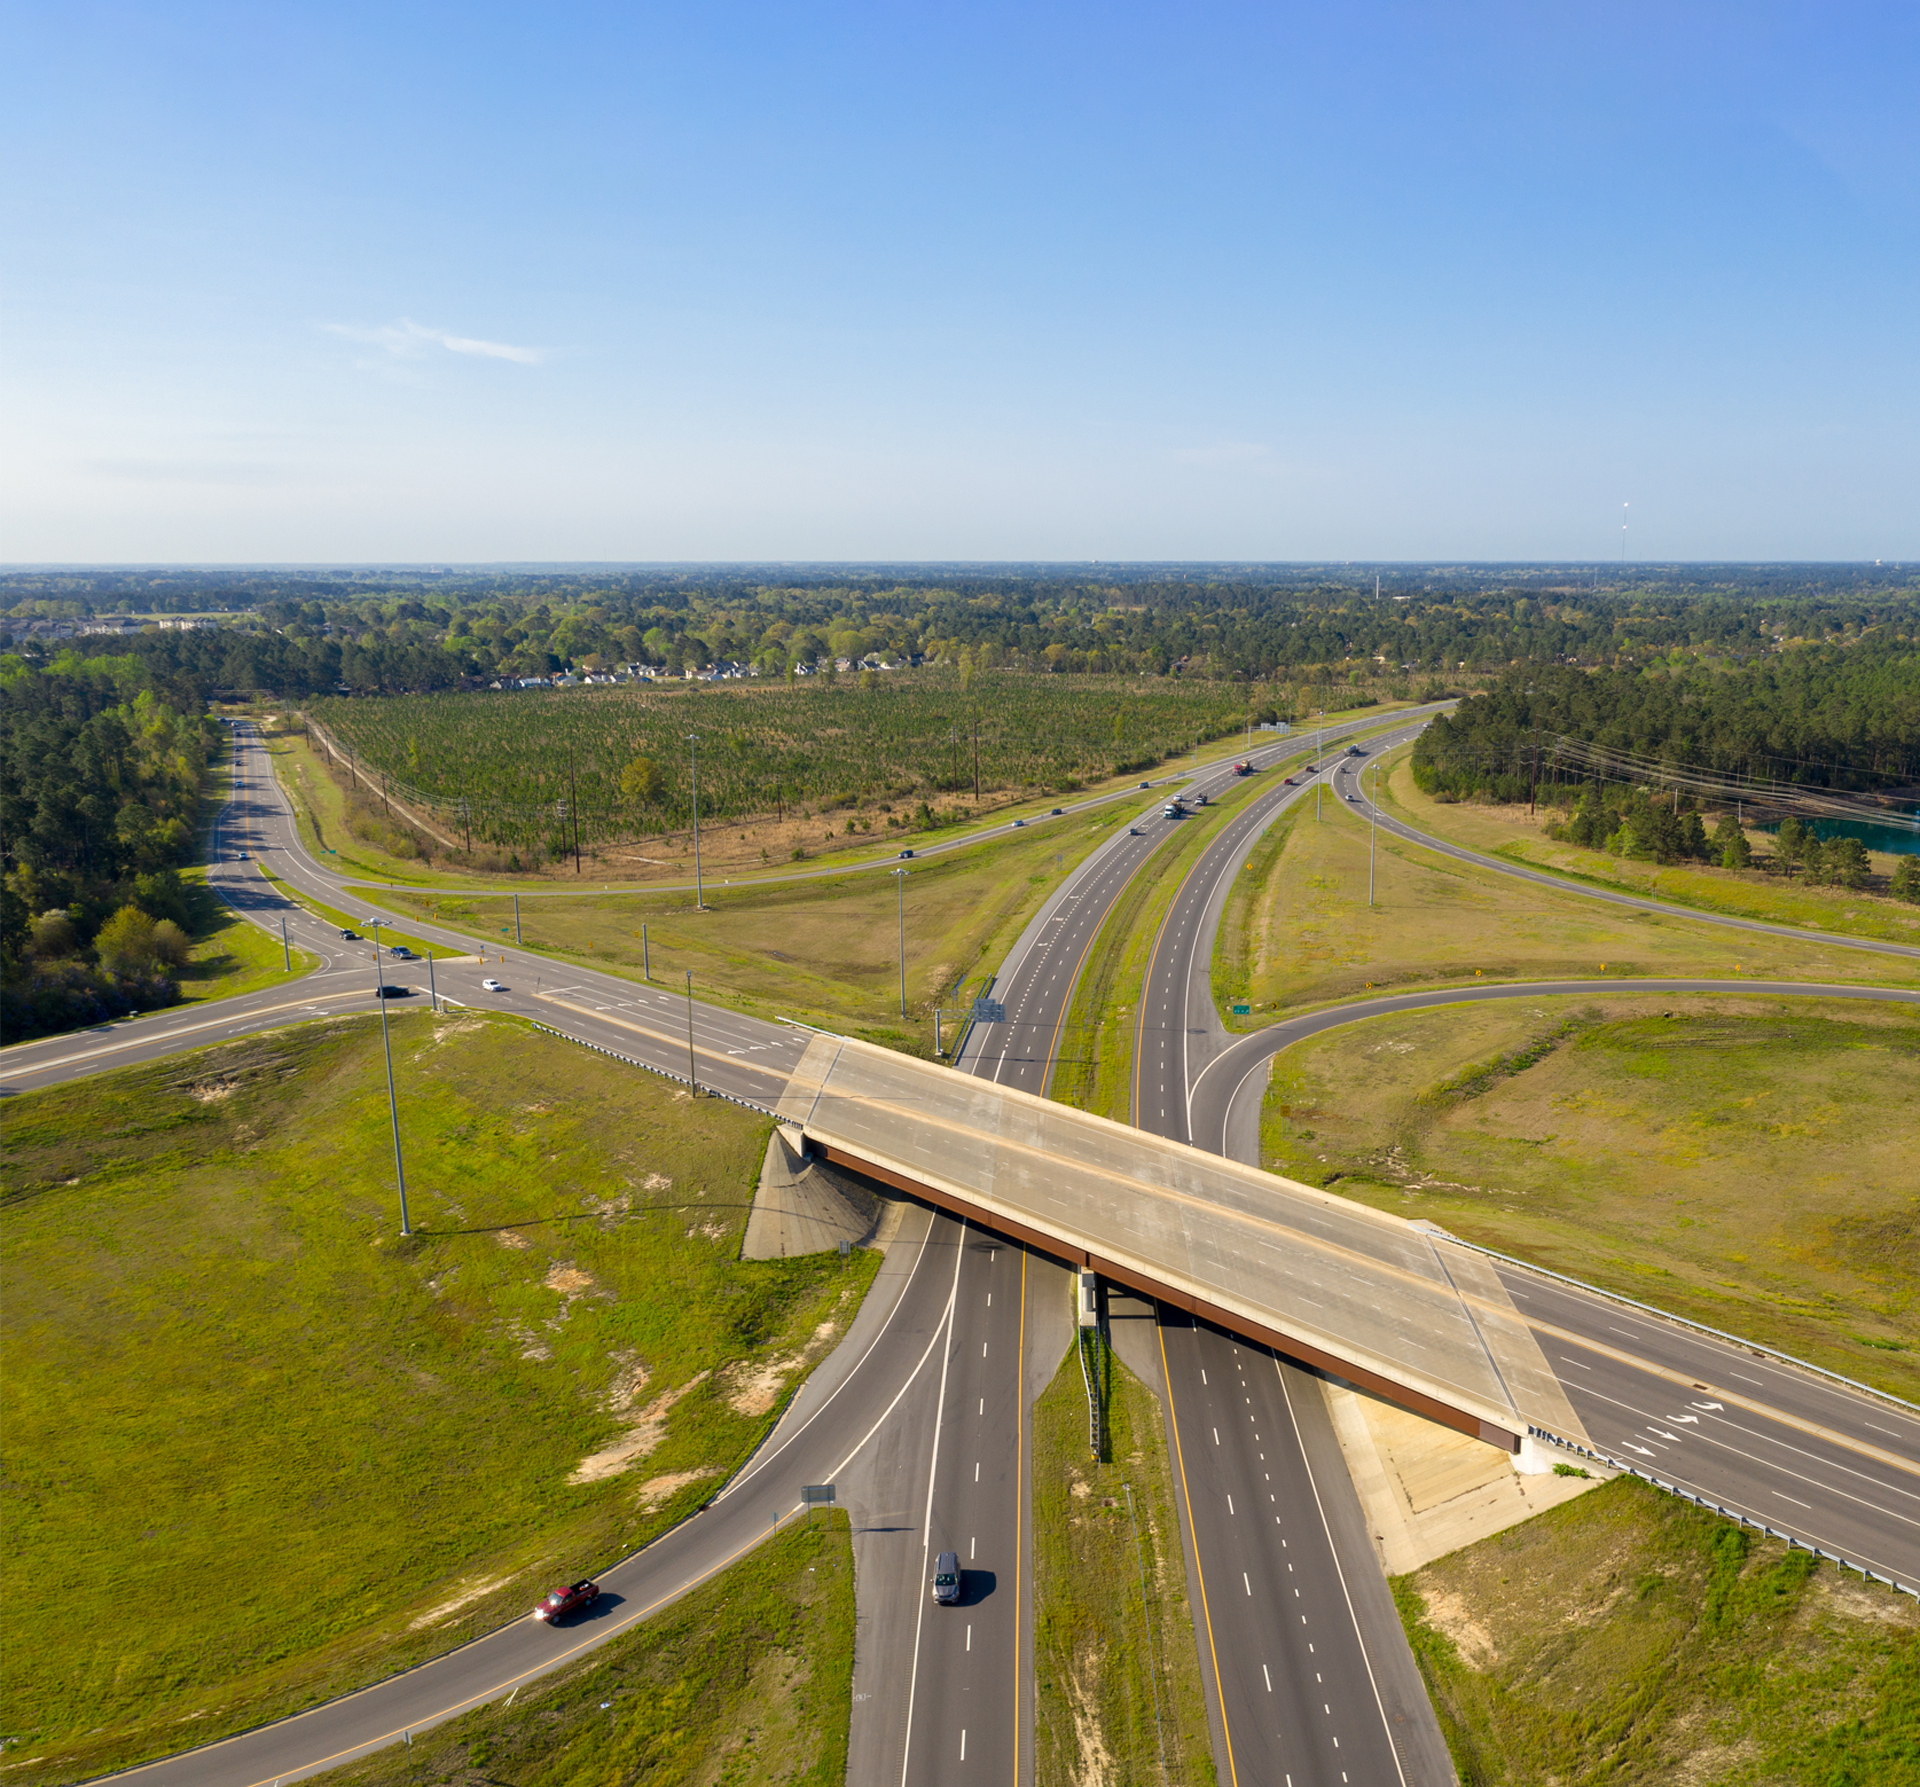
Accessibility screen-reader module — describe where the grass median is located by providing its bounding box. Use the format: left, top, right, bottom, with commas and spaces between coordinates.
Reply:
258, 861, 462, 960
1261, 994, 1920, 1398
1396, 1475, 1920, 1785
309, 1511, 857, 1787
0, 1013, 879, 1784
1033, 1335, 1216, 1787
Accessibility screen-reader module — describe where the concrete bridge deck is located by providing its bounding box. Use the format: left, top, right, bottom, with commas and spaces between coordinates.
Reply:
777, 1032, 1588, 1455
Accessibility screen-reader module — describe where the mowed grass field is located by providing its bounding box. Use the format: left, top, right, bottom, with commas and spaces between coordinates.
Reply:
0, 1014, 877, 1784
1396, 1476, 1920, 1785
310, 1513, 857, 1787
1214, 760, 1920, 1022
1260, 995, 1920, 1398
368, 797, 1157, 1054
1376, 753, 1920, 950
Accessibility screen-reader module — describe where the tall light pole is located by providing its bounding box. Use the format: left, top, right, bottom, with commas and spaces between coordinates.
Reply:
892, 866, 909, 1020
367, 918, 410, 1236
685, 969, 699, 1095
688, 733, 704, 910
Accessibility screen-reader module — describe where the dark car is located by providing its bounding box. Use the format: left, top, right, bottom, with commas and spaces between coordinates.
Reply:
374, 984, 412, 999
932, 1551, 961, 1605
339, 928, 361, 940
534, 1579, 601, 1624
1138, 781, 1150, 789
1049, 806, 1064, 815
899, 848, 915, 858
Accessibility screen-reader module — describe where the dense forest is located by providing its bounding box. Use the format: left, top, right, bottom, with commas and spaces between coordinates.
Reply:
5, 563, 1919, 702
0, 653, 218, 1039
1412, 649, 1920, 800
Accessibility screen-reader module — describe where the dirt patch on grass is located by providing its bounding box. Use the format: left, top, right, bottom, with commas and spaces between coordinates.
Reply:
634, 1467, 719, 1508
406, 1573, 513, 1630
543, 1262, 594, 1296
567, 1372, 710, 1484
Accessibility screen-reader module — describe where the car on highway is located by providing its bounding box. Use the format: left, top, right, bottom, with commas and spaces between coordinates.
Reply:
1012, 818, 1024, 827
481, 978, 507, 992
389, 945, 416, 959
534, 1580, 601, 1623
1049, 806, 1063, 815
932, 1551, 961, 1605
339, 928, 360, 940
1138, 781, 1150, 789
1128, 826, 1143, 836
1346, 793, 1359, 802
374, 984, 412, 999
898, 848, 915, 858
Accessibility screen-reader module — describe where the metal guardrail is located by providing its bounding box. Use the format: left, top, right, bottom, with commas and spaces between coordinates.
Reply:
527, 1021, 780, 1120
1529, 1426, 1916, 1600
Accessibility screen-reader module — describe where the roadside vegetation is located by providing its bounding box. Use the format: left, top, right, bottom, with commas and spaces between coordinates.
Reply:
1376, 751, 1920, 950
1213, 758, 1920, 1025
1, 650, 224, 1039
170, 863, 318, 1001
1260, 995, 1920, 1399
1396, 1475, 1920, 1785
363, 795, 1159, 1056
0, 1014, 878, 1784
1033, 1336, 1215, 1787
309, 1513, 857, 1787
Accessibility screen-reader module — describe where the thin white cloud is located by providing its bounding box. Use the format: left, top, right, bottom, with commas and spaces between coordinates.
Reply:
322, 318, 545, 364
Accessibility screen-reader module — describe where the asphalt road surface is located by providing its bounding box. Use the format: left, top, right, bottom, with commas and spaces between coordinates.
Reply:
1130, 720, 1455, 1787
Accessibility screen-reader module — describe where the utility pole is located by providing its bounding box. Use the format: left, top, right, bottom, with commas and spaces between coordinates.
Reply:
688, 733, 704, 909
368, 919, 410, 1236
1316, 709, 1325, 821
513, 891, 521, 945
973, 721, 980, 804
280, 914, 290, 972
892, 867, 909, 1020
685, 970, 699, 1095
427, 951, 438, 1012
642, 923, 650, 979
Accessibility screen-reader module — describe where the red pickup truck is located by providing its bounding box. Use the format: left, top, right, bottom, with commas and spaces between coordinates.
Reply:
534, 1579, 601, 1624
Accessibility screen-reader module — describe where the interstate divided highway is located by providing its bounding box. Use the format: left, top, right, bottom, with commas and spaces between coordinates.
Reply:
6, 707, 1917, 1787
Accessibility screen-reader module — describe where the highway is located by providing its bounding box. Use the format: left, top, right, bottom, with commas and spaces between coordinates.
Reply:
27, 702, 1919, 1787
43, 710, 1405, 1787
1126, 719, 1453, 1787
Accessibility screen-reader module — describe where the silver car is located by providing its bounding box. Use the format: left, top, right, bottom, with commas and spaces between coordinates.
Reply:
932, 1551, 961, 1605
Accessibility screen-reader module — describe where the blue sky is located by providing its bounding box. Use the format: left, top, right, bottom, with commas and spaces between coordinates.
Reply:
4, 2, 1915, 562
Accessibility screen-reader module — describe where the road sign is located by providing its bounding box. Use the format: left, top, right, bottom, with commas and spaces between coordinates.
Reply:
972, 997, 1007, 1023
1232, 1003, 1251, 1015
802, 1484, 836, 1505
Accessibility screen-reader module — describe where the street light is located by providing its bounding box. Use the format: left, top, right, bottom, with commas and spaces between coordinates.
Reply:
366, 918, 410, 1236
688, 733, 705, 910
891, 866, 909, 1020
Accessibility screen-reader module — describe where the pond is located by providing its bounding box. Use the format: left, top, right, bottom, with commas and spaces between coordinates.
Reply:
1761, 813, 1920, 858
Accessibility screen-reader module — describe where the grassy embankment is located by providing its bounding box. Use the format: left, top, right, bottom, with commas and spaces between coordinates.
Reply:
309, 1513, 857, 1787
1032, 1334, 1216, 1787
1377, 751, 1920, 949
0, 1014, 878, 1784
1214, 755, 1920, 1025
363, 797, 1161, 1057
1259, 995, 1920, 1400
1396, 1475, 1920, 1784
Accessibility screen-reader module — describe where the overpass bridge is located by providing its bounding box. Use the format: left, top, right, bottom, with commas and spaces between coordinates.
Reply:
777, 1030, 1589, 1460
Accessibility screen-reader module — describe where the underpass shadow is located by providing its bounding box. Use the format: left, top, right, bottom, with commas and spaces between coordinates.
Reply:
957, 1569, 997, 1607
